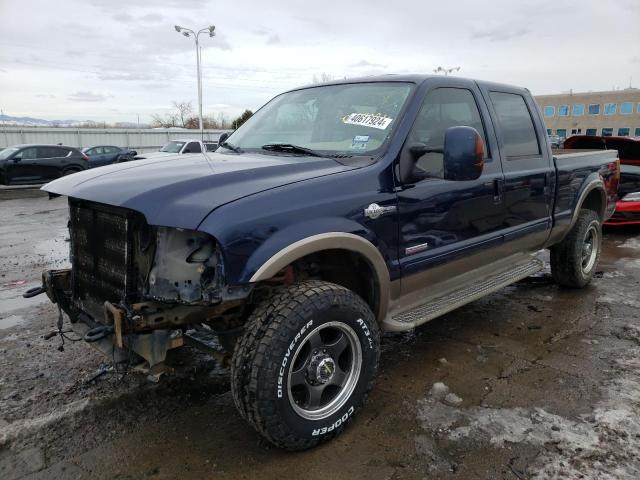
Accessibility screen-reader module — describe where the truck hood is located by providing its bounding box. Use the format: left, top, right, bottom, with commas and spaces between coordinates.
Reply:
42, 152, 359, 229
134, 151, 191, 159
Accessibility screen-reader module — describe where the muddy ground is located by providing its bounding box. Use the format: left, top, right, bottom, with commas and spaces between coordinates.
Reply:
1, 194, 639, 480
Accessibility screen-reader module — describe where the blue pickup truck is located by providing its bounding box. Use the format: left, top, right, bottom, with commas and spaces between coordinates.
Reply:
28, 75, 619, 450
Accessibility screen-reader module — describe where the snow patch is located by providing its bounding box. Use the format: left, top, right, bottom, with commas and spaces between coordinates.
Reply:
417, 349, 640, 479
618, 237, 640, 250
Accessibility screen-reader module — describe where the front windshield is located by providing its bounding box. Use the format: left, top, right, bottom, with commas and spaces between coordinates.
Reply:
0, 147, 18, 160
224, 82, 413, 155
160, 141, 185, 153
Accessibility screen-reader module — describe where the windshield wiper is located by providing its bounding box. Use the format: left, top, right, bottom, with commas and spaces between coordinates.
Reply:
261, 143, 324, 157
220, 141, 243, 153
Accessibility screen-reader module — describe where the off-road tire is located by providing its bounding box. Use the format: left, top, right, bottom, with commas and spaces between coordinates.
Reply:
231, 280, 380, 450
550, 209, 602, 288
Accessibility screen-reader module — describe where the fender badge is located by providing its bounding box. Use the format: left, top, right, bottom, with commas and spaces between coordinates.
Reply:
364, 203, 396, 220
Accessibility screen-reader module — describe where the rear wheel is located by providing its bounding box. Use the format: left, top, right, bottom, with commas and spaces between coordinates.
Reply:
550, 209, 602, 288
231, 280, 379, 450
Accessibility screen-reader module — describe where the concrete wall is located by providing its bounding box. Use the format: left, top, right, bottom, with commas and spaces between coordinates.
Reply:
535, 89, 640, 138
0, 127, 232, 152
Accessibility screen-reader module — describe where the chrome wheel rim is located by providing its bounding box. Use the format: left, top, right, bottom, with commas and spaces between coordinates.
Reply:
581, 224, 599, 273
287, 321, 362, 421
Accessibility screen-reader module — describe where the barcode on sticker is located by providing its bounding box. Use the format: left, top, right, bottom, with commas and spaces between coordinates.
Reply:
342, 113, 393, 130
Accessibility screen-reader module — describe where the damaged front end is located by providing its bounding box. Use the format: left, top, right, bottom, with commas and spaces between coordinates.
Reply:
27, 198, 251, 373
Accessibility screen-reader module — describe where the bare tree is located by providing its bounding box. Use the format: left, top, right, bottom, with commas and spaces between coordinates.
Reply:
151, 112, 179, 128
151, 101, 238, 129
312, 72, 334, 84
172, 101, 193, 128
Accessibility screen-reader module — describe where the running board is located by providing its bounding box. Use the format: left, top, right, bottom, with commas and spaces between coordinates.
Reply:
385, 257, 544, 331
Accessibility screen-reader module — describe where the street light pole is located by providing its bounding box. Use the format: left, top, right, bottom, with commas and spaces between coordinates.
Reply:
174, 24, 215, 137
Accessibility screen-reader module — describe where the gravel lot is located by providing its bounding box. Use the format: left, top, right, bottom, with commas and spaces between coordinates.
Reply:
1, 193, 639, 479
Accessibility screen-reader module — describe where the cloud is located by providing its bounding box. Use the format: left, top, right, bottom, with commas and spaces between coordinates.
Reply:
65, 50, 86, 57
97, 71, 158, 81
266, 34, 281, 45
113, 12, 163, 23
350, 60, 387, 69
113, 12, 134, 22
68, 91, 114, 102
139, 13, 163, 22
36, 93, 56, 99
471, 25, 530, 42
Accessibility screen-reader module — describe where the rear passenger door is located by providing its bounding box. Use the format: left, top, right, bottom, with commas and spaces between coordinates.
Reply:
482, 88, 553, 254
38, 146, 69, 179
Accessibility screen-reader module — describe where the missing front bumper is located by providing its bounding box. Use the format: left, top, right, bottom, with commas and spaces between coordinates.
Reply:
32, 268, 249, 370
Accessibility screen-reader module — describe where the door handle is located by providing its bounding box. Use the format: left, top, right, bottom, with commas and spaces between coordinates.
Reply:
493, 178, 504, 203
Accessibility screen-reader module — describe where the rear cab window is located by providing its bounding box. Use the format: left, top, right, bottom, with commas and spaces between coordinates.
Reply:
186, 142, 202, 153
488, 91, 541, 160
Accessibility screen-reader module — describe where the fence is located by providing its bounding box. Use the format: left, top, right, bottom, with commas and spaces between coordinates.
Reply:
0, 127, 232, 153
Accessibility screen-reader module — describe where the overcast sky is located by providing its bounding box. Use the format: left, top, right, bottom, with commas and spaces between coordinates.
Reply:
0, 0, 639, 123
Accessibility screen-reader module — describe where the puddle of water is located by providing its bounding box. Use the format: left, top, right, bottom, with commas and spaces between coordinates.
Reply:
0, 314, 25, 330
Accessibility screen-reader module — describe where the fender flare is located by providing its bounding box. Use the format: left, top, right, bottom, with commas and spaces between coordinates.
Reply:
249, 232, 390, 322
568, 178, 607, 230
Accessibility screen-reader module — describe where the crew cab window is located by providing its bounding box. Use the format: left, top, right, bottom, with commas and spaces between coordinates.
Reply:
489, 92, 540, 158
186, 142, 202, 153
409, 87, 488, 177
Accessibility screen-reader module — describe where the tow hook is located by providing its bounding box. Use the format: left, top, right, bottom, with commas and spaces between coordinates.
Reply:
84, 325, 115, 343
23, 285, 46, 298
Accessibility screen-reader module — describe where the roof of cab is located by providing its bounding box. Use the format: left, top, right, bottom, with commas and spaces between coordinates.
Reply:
290, 74, 529, 95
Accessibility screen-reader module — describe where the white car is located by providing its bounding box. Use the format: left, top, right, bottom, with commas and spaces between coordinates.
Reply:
136, 139, 218, 159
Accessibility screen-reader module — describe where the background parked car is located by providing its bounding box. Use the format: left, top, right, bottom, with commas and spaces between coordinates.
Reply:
134, 139, 218, 159
82, 145, 137, 168
0, 144, 88, 185
548, 134, 562, 148
563, 135, 640, 226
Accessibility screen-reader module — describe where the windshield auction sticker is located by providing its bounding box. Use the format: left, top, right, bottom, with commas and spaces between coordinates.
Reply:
342, 113, 393, 130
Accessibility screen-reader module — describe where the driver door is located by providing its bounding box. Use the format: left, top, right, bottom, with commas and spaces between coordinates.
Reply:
8, 147, 41, 183
396, 81, 506, 296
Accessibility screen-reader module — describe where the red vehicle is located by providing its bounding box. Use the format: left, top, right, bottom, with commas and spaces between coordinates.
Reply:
564, 136, 640, 225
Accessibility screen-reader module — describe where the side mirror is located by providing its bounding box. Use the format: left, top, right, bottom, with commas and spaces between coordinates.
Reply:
399, 126, 485, 184
442, 126, 484, 181
182, 148, 191, 153
218, 132, 229, 144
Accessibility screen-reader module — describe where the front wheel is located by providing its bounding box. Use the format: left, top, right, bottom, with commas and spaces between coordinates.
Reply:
231, 280, 380, 450
550, 209, 602, 288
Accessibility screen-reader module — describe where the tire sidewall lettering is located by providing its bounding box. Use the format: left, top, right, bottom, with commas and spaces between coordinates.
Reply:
277, 319, 313, 399
273, 306, 378, 439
